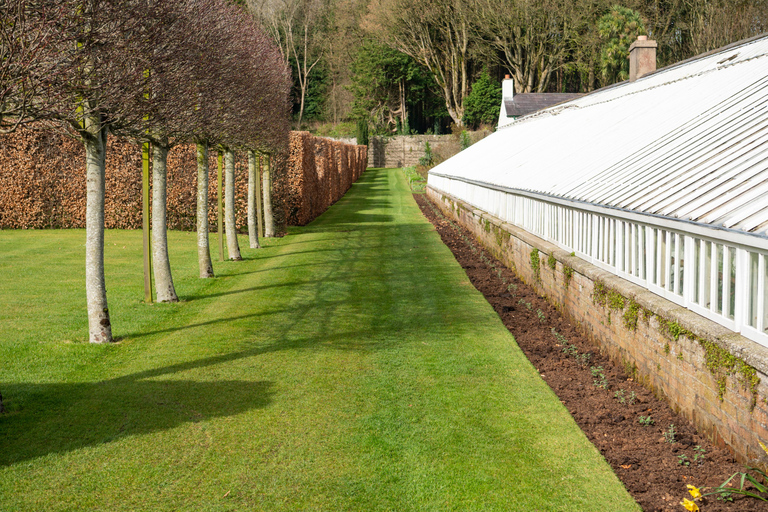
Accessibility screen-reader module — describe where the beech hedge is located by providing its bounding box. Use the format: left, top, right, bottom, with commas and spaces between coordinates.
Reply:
0, 126, 367, 232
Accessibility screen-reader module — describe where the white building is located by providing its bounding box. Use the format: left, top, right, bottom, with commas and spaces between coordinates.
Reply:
430, 34, 768, 349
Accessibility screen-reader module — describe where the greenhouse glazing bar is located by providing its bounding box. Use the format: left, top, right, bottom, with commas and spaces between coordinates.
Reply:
429, 174, 768, 348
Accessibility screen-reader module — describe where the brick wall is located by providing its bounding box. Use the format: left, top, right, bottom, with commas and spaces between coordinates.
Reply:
428, 185, 768, 465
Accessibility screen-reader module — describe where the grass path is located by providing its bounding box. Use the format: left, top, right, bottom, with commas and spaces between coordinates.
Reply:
0, 168, 639, 511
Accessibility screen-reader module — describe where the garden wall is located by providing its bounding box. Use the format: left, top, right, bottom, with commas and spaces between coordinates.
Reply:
427, 185, 768, 466
367, 131, 490, 168
0, 126, 366, 231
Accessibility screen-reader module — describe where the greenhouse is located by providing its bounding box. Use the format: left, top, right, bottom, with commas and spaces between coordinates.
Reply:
428, 34, 768, 349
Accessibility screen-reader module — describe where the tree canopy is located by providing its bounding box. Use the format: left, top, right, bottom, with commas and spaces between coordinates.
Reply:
243, 0, 767, 134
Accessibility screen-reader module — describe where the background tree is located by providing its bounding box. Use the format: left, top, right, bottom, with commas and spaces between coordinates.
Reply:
364, 0, 476, 127
250, 0, 330, 129
349, 40, 433, 133
598, 5, 646, 83
462, 70, 501, 129
473, 0, 584, 93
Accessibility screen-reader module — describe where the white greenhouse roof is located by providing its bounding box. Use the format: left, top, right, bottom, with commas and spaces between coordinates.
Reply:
429, 35, 768, 241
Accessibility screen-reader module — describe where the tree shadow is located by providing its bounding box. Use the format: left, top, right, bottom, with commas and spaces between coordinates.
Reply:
0, 325, 394, 467
0, 375, 274, 467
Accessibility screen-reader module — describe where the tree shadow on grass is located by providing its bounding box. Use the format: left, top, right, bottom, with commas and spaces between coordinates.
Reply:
0, 375, 274, 467
0, 325, 395, 467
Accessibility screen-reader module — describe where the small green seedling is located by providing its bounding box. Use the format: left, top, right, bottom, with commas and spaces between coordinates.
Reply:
638, 415, 654, 426
664, 424, 677, 443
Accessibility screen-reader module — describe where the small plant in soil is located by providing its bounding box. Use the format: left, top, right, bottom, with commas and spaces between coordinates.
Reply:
562, 344, 578, 356
614, 389, 636, 405
664, 424, 677, 443
678, 454, 690, 466
576, 352, 592, 368
591, 366, 608, 389
536, 309, 546, 322
551, 328, 568, 345
638, 415, 655, 426
693, 445, 706, 464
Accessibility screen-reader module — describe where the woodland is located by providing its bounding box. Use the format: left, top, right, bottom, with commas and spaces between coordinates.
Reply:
246, 0, 768, 134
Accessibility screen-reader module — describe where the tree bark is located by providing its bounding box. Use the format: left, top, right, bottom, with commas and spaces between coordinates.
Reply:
83, 119, 112, 343
224, 150, 242, 260
262, 154, 274, 237
196, 143, 214, 278
257, 154, 264, 238
247, 150, 261, 249
152, 143, 179, 302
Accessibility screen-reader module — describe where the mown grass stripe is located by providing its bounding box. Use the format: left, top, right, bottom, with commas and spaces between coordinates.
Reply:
0, 168, 638, 511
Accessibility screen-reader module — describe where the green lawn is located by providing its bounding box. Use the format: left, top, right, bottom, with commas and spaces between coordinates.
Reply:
0, 168, 639, 511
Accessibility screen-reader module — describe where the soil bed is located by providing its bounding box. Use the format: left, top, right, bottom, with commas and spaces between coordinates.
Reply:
415, 193, 768, 512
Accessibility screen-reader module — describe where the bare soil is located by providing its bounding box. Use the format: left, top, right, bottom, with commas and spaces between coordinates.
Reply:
415, 193, 768, 512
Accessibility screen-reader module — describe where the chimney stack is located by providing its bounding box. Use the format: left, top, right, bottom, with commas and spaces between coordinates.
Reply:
498, 75, 515, 128
629, 35, 657, 81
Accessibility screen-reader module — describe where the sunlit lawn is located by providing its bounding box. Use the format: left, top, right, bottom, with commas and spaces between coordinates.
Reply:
0, 168, 639, 511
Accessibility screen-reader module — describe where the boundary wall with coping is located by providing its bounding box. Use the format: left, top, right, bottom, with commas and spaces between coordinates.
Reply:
427, 184, 768, 465
367, 132, 491, 169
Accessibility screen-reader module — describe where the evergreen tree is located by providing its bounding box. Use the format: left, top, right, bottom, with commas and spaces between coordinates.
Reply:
598, 5, 646, 84
462, 71, 501, 129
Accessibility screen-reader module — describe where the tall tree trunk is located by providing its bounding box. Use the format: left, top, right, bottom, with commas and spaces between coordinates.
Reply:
152, 143, 178, 302
247, 150, 261, 249
83, 119, 112, 343
196, 143, 214, 278
257, 154, 264, 238
224, 150, 242, 260
262, 154, 274, 237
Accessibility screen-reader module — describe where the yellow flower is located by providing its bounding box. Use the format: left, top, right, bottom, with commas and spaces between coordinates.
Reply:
680, 498, 699, 511
760, 440, 768, 456
687, 484, 702, 500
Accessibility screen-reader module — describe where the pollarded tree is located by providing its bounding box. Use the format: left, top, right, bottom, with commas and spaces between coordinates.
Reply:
4, 0, 202, 342
222, 9, 290, 241
40, 0, 177, 342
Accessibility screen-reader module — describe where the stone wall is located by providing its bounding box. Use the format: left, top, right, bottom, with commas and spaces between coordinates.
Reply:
367, 132, 490, 168
427, 185, 768, 466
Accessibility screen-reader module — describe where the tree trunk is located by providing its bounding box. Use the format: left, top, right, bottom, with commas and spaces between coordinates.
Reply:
224, 150, 242, 260
262, 154, 274, 237
196, 143, 214, 278
247, 150, 261, 249
256, 154, 264, 238
217, 151, 224, 262
83, 122, 112, 343
152, 143, 178, 302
